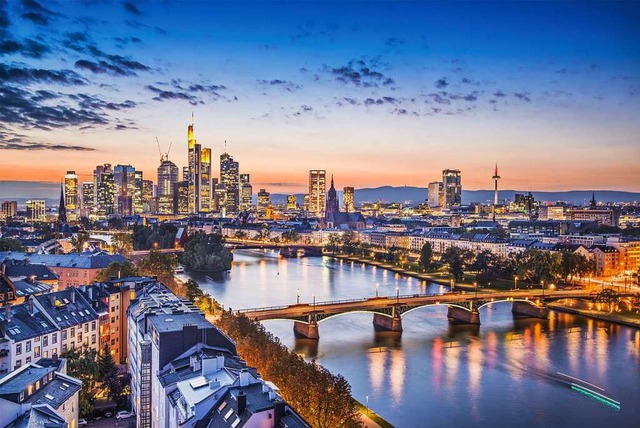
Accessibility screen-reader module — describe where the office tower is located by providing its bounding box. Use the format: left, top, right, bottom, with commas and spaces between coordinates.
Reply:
26, 199, 46, 222
442, 169, 462, 208
81, 182, 95, 215
220, 152, 240, 214
182, 166, 189, 182
200, 148, 212, 213
134, 170, 144, 214
257, 189, 270, 216
286, 194, 298, 210
94, 164, 115, 216
113, 165, 137, 216
173, 181, 189, 215
303, 194, 310, 212
158, 159, 179, 214
240, 173, 252, 211
142, 179, 154, 212
492, 163, 501, 221
428, 181, 443, 208
343, 187, 355, 212
64, 171, 78, 211
187, 114, 199, 213
308, 170, 326, 216
1, 201, 17, 219
213, 182, 227, 216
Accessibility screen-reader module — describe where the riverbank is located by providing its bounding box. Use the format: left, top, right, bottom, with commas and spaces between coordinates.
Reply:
548, 303, 640, 329
355, 401, 394, 428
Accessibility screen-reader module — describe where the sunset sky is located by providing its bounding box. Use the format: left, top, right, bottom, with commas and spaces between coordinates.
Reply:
1, 1, 639, 195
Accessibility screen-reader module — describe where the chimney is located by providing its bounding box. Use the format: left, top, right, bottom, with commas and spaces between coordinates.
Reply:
69, 288, 75, 304
4, 303, 11, 322
88, 286, 93, 301
236, 390, 246, 415
28, 296, 34, 315
49, 294, 55, 306
239, 369, 250, 387
273, 400, 285, 426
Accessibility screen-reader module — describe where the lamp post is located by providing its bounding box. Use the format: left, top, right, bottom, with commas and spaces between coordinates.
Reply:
450, 278, 454, 292
474, 281, 478, 299
365, 394, 369, 415
313, 294, 316, 311
514, 275, 518, 290
296, 288, 300, 305
541, 280, 545, 298
376, 283, 379, 298
396, 286, 399, 304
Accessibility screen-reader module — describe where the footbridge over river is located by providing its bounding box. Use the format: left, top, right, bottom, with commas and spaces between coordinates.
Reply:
237, 289, 633, 339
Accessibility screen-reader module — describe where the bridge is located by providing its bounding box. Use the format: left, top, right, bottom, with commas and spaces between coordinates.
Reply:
238, 289, 633, 339
225, 240, 324, 257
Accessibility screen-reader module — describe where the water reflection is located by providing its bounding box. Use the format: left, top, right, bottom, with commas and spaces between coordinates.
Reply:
195, 250, 640, 428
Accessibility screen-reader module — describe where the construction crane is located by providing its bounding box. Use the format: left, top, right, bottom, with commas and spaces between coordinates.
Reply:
156, 138, 173, 163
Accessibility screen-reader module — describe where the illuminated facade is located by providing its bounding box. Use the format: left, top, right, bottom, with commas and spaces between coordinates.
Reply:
286, 194, 298, 210
428, 181, 443, 208
81, 182, 95, 215
1, 201, 17, 220
187, 115, 198, 213
308, 170, 326, 216
343, 187, 355, 212
114, 165, 136, 216
134, 170, 144, 214
257, 189, 270, 216
240, 173, 252, 211
200, 148, 212, 212
94, 164, 115, 216
220, 152, 240, 214
26, 200, 46, 222
442, 169, 462, 208
173, 181, 189, 215
64, 171, 78, 211
157, 160, 179, 214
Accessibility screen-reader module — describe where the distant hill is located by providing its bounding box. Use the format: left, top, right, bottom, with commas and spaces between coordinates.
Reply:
272, 187, 640, 206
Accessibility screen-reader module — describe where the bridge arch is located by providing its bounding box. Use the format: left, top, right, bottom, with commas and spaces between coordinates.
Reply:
477, 298, 541, 310
317, 309, 393, 323
401, 302, 470, 317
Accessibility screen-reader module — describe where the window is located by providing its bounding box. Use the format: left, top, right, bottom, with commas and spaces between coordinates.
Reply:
25, 357, 31, 364
44, 351, 49, 358
70, 341, 75, 349
110, 295, 116, 301
91, 334, 96, 344
111, 306, 116, 313
61, 330, 67, 340
43, 336, 48, 347
91, 321, 96, 331
34, 336, 40, 342
26, 341, 31, 352
71, 328, 75, 336
84, 324, 88, 333
16, 343, 22, 355
62, 344, 68, 352
19, 391, 24, 402
111, 339, 115, 346
52, 333, 57, 344
111, 317, 115, 323
8, 292, 13, 299
34, 346, 40, 358
15, 360, 22, 369
130, 291, 135, 300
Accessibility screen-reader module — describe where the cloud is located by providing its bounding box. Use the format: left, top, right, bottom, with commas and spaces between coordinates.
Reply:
20, 0, 58, 26
292, 104, 313, 116
0, 139, 96, 151
385, 37, 404, 47
113, 36, 142, 48
68, 93, 137, 111
493, 90, 507, 97
291, 20, 338, 42
74, 57, 149, 77
165, 78, 232, 101
125, 19, 166, 34
257, 79, 301, 92
0, 37, 50, 58
514, 92, 531, 102
435, 78, 448, 89
0, 63, 87, 85
322, 57, 395, 88
392, 108, 420, 117
145, 84, 203, 105
364, 96, 399, 106
425, 92, 451, 105
122, 1, 142, 15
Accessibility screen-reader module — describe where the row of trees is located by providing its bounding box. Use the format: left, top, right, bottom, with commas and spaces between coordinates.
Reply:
215, 311, 361, 428
96, 249, 180, 292
132, 224, 177, 251
62, 345, 130, 417
184, 278, 222, 315
181, 231, 233, 272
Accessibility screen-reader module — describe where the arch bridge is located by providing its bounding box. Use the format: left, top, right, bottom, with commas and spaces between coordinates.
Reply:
237, 289, 628, 339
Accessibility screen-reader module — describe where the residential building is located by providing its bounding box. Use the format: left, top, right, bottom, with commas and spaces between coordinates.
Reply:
591, 246, 620, 277
308, 170, 326, 216
0, 361, 82, 428
567, 208, 617, 227
25, 200, 46, 222
1, 201, 17, 220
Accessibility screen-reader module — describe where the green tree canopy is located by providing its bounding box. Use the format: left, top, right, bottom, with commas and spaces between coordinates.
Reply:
0, 238, 23, 252
441, 247, 473, 282
419, 242, 433, 271
96, 261, 140, 282
181, 231, 233, 272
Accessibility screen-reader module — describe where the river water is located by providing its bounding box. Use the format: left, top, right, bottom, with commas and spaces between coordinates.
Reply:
191, 249, 640, 427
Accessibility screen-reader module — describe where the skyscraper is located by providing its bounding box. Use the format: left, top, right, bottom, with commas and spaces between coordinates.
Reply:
1, 201, 17, 220
187, 114, 199, 213
308, 170, 326, 216
239, 173, 252, 211
26, 199, 46, 222
114, 164, 136, 216
200, 148, 212, 213
343, 187, 355, 212
428, 181, 444, 208
158, 159, 179, 214
134, 170, 144, 214
257, 189, 270, 216
442, 169, 462, 208
220, 152, 240, 214
286, 194, 298, 210
94, 164, 115, 216
64, 171, 78, 211
81, 182, 95, 215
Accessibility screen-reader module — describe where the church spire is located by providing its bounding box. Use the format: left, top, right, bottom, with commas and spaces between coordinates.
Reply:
58, 182, 67, 224
330, 174, 334, 189
590, 191, 597, 209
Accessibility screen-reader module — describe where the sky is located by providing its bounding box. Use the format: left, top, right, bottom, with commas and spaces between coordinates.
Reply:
1, 0, 639, 196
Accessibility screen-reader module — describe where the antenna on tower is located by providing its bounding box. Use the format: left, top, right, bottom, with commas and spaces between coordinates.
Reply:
166, 142, 173, 159
224, 140, 227, 153
191, 111, 194, 126
156, 137, 165, 163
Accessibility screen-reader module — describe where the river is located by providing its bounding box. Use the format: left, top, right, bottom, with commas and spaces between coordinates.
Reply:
190, 249, 640, 427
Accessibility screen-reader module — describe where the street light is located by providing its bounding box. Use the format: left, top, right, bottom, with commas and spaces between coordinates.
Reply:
474, 281, 478, 299
376, 283, 379, 298
450, 278, 454, 292
396, 286, 399, 304
365, 394, 369, 415
297, 288, 300, 305
514, 275, 518, 290
541, 280, 545, 298
313, 294, 316, 311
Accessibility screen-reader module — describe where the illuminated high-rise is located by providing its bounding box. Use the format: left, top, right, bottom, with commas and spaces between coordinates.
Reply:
286, 195, 298, 210
200, 148, 212, 213
428, 181, 443, 208
187, 114, 199, 213
134, 170, 144, 214
64, 171, 78, 211
240, 173, 252, 211
308, 170, 326, 216
81, 182, 95, 215
26, 199, 46, 222
158, 159, 179, 214
94, 164, 115, 216
114, 164, 137, 216
343, 187, 355, 212
442, 169, 462, 208
257, 189, 270, 216
220, 152, 240, 214
1, 201, 17, 220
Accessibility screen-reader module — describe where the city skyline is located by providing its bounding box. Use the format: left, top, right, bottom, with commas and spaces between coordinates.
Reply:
1, 1, 639, 193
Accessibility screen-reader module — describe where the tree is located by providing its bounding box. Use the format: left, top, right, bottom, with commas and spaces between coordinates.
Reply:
96, 261, 139, 282
234, 230, 248, 240
107, 217, 125, 230
195, 293, 222, 315
111, 232, 133, 254
62, 348, 99, 418
256, 224, 271, 242
281, 230, 300, 243
70, 232, 90, 252
517, 249, 561, 286
185, 279, 205, 302
441, 247, 473, 282
98, 344, 118, 382
419, 242, 433, 271
139, 249, 178, 288
181, 231, 233, 272
0, 238, 23, 251
326, 234, 341, 254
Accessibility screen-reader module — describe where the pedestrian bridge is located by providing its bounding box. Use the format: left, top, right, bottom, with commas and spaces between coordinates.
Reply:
237, 289, 625, 339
